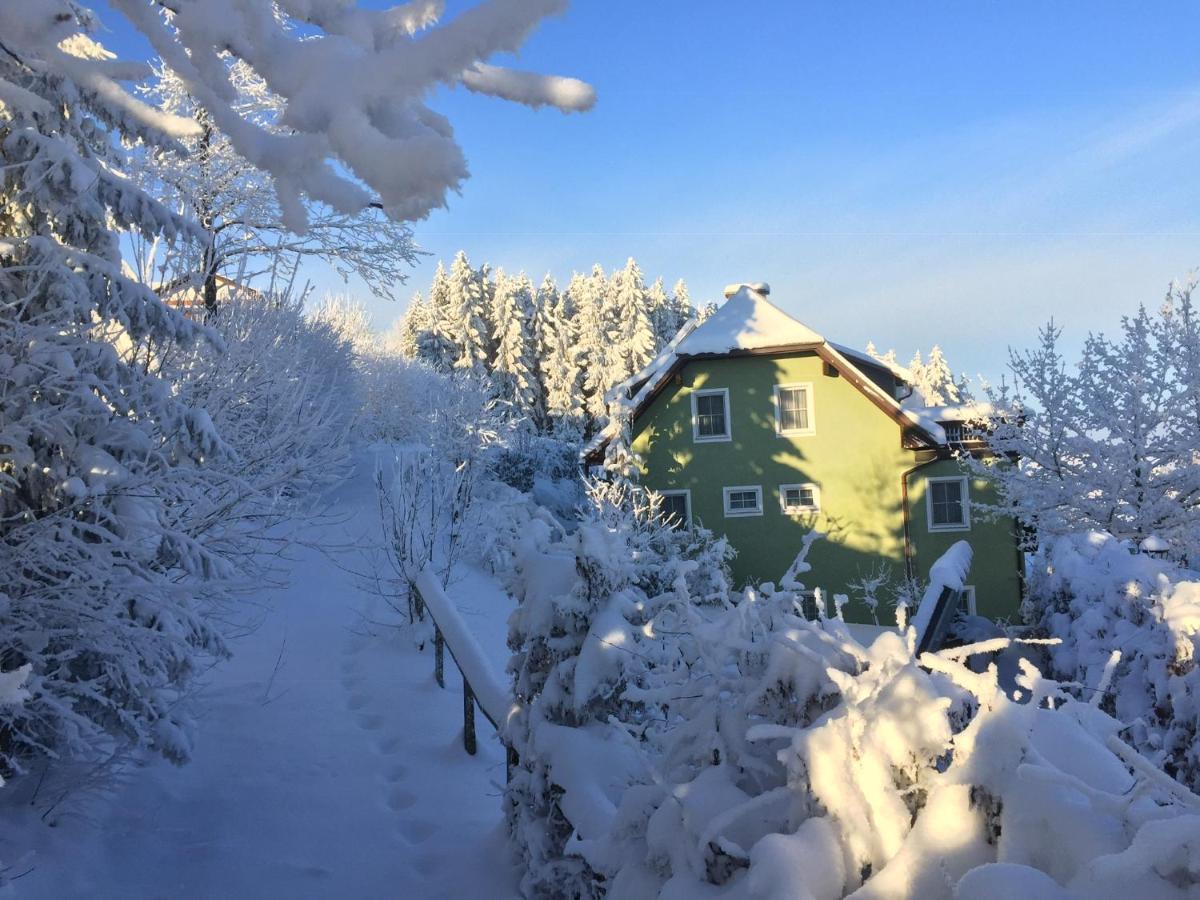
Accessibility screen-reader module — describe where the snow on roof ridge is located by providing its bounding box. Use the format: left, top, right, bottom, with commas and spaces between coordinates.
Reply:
674, 284, 823, 357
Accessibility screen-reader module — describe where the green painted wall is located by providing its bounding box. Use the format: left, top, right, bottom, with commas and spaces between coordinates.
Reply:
906, 458, 1024, 622
630, 352, 1022, 623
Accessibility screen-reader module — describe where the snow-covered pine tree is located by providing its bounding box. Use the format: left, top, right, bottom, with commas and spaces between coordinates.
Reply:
572, 265, 616, 430
492, 272, 539, 418
647, 276, 675, 347
866, 340, 900, 369
541, 278, 586, 439
697, 300, 719, 323
0, 10, 230, 768
611, 257, 655, 378
671, 278, 695, 335
477, 260, 497, 366
531, 273, 563, 430
415, 262, 459, 371
387, 291, 430, 358
917, 345, 966, 405
447, 251, 490, 380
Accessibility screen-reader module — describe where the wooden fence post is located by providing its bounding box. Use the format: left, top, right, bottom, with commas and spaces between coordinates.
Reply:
434, 626, 445, 689
463, 682, 477, 755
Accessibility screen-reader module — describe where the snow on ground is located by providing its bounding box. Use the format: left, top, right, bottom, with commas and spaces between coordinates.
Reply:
3, 449, 519, 899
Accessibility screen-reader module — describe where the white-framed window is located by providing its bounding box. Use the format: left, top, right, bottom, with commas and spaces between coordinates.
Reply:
656, 489, 691, 529
779, 482, 820, 514
723, 485, 763, 517
773, 383, 815, 436
691, 388, 731, 442
958, 585, 977, 617
926, 475, 970, 532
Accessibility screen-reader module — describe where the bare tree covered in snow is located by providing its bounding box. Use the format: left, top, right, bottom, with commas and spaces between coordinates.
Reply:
128, 61, 419, 312
977, 283, 1200, 557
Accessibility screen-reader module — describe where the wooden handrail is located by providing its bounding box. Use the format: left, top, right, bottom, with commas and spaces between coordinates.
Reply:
413, 566, 519, 777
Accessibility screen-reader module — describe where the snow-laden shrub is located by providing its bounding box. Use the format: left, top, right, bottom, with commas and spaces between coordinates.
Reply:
505, 480, 733, 898
374, 363, 508, 623
509, 525, 1200, 898
163, 294, 357, 511
356, 353, 495, 447
1026, 532, 1200, 792
491, 448, 538, 493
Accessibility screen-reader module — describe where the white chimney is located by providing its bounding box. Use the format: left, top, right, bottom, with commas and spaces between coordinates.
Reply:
723, 282, 770, 299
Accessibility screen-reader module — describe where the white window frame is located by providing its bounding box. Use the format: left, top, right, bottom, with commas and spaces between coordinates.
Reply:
926, 475, 971, 532
779, 482, 821, 514
722, 484, 763, 518
656, 489, 692, 527
691, 388, 732, 443
959, 585, 977, 617
773, 382, 816, 437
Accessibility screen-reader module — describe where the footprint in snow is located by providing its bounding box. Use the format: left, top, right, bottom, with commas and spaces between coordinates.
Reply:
411, 854, 438, 877
375, 735, 404, 755
346, 692, 370, 711
357, 712, 384, 731
385, 763, 408, 783
399, 819, 437, 844
387, 787, 417, 811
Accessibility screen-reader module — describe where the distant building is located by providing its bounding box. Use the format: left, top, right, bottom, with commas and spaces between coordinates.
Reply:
588, 282, 1021, 623
158, 274, 261, 319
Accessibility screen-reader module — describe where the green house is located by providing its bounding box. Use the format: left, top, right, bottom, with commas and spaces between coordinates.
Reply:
593, 283, 1023, 623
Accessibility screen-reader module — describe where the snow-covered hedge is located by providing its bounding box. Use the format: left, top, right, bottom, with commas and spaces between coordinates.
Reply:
1027, 532, 1200, 792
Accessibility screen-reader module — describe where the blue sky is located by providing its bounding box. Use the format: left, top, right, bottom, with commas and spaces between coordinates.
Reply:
101, 2, 1200, 382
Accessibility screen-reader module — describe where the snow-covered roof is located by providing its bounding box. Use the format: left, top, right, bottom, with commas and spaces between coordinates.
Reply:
583, 283, 951, 461
830, 342, 914, 384
673, 285, 824, 356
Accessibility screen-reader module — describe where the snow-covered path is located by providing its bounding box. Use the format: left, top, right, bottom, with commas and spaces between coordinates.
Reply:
11, 452, 520, 899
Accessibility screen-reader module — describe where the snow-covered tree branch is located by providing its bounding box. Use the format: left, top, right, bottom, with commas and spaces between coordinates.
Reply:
102, 0, 596, 230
